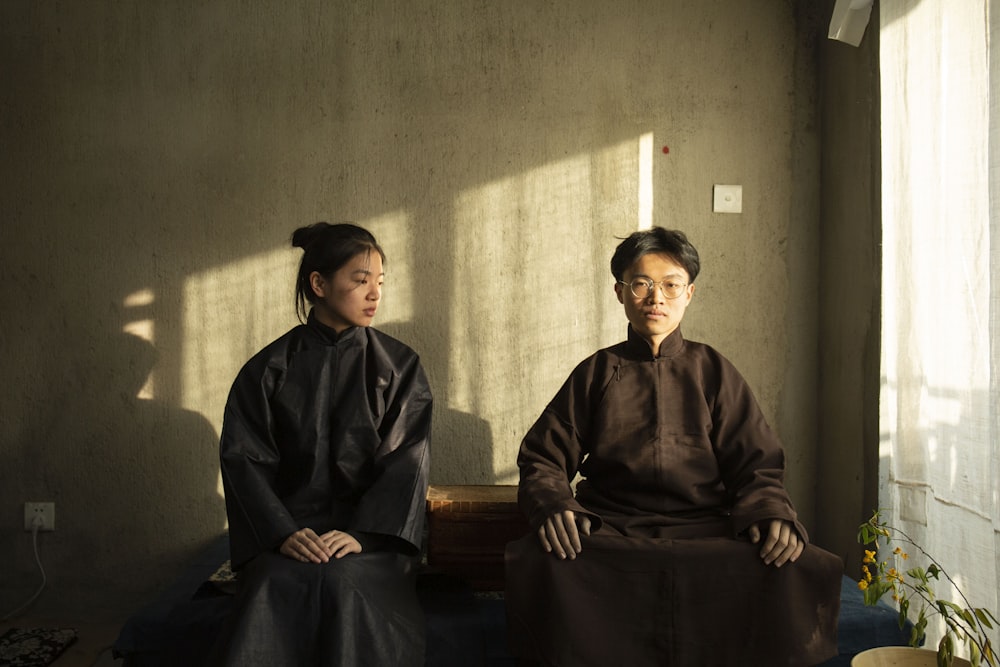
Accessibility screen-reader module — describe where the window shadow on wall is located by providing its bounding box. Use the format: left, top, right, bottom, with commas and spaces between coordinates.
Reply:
10, 331, 227, 606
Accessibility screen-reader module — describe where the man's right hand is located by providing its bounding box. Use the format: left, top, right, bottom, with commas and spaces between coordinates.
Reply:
538, 509, 592, 560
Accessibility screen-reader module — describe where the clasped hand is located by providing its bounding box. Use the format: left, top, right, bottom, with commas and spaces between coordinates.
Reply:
748, 519, 803, 567
538, 511, 803, 568
280, 527, 361, 563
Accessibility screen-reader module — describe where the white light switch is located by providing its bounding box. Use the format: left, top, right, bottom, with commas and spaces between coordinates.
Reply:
713, 184, 742, 214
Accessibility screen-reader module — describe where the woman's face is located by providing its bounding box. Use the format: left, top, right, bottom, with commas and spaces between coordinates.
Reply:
309, 250, 384, 333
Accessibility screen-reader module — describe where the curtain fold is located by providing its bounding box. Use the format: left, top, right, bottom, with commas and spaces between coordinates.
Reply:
878, 0, 998, 654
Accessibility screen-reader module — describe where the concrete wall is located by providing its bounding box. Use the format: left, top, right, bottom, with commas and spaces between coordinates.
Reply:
0, 1, 840, 613
816, 1, 881, 572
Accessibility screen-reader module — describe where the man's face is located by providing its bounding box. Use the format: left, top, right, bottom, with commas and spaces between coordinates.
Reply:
615, 252, 695, 353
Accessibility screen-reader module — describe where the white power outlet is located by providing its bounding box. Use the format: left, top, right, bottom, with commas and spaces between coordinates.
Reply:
713, 184, 743, 214
24, 502, 55, 532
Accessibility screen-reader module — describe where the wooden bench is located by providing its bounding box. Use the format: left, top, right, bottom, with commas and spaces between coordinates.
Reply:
425, 484, 528, 591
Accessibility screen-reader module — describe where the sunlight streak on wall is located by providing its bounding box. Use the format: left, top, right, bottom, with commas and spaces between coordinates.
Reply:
639, 132, 653, 230
361, 210, 412, 325
123, 288, 157, 399
448, 141, 640, 480
181, 247, 299, 432
124, 289, 156, 308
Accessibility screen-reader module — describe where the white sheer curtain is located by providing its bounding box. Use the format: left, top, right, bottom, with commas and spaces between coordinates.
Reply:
879, 0, 999, 653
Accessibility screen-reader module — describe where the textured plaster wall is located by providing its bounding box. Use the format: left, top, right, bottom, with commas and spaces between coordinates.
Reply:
0, 1, 830, 612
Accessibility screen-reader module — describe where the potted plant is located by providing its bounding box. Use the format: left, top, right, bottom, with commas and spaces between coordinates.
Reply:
854, 510, 998, 667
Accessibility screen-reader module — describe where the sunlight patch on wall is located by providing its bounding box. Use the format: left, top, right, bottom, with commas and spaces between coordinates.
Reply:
181, 247, 299, 431
639, 132, 653, 230
359, 210, 412, 325
122, 288, 157, 399
449, 156, 584, 416
447, 138, 642, 479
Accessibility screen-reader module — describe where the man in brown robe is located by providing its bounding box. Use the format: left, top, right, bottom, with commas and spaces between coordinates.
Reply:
505, 228, 842, 666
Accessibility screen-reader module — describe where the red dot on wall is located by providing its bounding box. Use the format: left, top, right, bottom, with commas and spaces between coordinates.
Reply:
662, 146, 670, 154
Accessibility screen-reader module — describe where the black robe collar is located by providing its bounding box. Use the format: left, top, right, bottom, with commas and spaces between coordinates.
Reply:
306, 309, 363, 346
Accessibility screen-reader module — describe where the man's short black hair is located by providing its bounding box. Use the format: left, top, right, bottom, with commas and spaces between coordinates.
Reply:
610, 227, 701, 282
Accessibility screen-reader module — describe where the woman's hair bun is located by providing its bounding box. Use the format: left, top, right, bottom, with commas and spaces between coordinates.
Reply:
291, 222, 333, 250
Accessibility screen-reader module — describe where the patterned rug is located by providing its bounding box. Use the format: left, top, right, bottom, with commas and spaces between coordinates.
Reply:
0, 627, 77, 667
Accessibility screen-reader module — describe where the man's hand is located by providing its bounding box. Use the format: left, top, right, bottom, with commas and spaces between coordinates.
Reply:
279, 527, 334, 563
748, 519, 803, 567
538, 509, 592, 560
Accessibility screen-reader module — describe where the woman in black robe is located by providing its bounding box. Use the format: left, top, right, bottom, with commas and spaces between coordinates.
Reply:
211, 222, 432, 666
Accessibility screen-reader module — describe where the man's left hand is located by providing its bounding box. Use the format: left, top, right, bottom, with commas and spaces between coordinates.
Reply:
748, 519, 803, 567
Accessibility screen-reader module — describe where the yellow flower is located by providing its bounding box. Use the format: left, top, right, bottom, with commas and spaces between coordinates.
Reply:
857, 510, 999, 666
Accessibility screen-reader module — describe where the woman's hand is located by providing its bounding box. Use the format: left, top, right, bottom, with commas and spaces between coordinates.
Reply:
319, 530, 362, 558
280, 528, 363, 562
280, 528, 334, 563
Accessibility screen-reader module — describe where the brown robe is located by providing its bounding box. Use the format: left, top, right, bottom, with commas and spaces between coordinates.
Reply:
506, 326, 841, 666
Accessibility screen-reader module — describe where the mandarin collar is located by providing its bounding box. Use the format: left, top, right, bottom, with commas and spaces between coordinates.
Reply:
306, 310, 362, 345
626, 325, 685, 359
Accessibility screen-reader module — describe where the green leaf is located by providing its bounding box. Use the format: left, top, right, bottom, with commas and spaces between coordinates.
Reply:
974, 607, 997, 628
938, 634, 954, 667
911, 615, 928, 648
982, 639, 996, 666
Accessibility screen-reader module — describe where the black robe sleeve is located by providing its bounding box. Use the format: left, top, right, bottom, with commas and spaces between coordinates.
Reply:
348, 334, 432, 553
220, 347, 299, 569
220, 325, 432, 570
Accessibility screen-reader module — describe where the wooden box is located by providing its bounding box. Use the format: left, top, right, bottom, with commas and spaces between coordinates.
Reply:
425, 484, 530, 591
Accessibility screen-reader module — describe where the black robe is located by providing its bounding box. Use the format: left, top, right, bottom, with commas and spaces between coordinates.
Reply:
506, 326, 841, 666
212, 314, 432, 666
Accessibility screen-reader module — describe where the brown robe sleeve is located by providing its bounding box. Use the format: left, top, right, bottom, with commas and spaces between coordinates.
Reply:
516, 355, 606, 532
707, 351, 809, 542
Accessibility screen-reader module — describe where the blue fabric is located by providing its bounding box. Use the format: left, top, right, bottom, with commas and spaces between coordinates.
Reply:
818, 575, 915, 666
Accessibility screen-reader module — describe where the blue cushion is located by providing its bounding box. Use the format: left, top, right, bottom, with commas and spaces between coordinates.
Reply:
818, 575, 915, 666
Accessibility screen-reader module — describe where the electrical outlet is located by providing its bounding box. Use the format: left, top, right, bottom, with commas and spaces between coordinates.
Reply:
24, 502, 55, 532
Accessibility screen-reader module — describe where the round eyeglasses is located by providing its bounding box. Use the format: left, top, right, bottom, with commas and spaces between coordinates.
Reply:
618, 278, 688, 300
